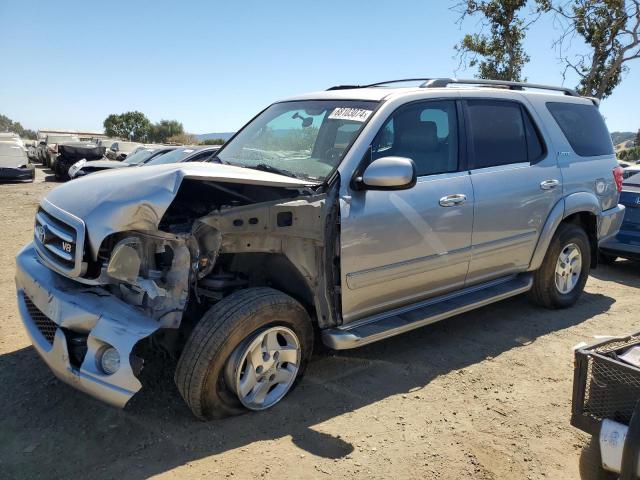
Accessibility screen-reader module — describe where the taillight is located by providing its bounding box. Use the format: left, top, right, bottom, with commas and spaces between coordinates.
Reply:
613, 166, 624, 193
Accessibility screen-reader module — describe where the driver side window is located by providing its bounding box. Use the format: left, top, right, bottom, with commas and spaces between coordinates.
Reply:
372, 100, 459, 176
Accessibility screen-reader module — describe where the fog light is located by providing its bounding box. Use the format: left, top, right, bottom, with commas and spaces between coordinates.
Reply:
99, 347, 120, 375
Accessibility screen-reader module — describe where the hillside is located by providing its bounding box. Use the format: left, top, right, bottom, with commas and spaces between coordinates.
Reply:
611, 131, 636, 145
196, 132, 235, 142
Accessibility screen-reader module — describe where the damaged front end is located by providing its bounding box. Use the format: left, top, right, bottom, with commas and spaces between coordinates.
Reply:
16, 163, 341, 407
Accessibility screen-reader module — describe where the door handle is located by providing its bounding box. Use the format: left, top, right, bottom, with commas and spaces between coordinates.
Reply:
439, 194, 467, 207
540, 179, 560, 190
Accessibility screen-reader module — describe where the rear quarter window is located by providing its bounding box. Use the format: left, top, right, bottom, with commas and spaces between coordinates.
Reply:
546, 102, 613, 157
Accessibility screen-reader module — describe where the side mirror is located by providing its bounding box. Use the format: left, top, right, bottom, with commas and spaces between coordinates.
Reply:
358, 156, 416, 190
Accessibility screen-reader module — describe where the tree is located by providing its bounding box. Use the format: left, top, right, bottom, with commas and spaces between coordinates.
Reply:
149, 119, 184, 143
636, 128, 640, 146
166, 133, 198, 144
200, 138, 226, 145
539, 0, 640, 99
0, 114, 37, 139
455, 0, 535, 81
103, 111, 151, 141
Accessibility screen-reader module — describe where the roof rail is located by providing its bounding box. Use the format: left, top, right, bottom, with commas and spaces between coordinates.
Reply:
326, 78, 580, 97
420, 78, 579, 97
326, 78, 436, 90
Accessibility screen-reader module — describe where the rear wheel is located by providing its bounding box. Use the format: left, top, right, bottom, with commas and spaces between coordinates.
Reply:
175, 287, 313, 420
530, 223, 591, 309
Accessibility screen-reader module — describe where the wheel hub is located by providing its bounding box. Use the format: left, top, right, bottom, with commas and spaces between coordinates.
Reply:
554, 243, 582, 294
224, 326, 301, 411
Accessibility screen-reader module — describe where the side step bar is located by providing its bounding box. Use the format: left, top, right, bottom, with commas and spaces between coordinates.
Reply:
322, 273, 534, 350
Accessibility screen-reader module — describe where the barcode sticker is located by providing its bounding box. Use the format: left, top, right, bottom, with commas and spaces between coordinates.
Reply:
328, 107, 373, 122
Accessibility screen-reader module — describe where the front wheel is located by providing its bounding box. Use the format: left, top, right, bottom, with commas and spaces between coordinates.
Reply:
175, 287, 313, 420
530, 223, 591, 309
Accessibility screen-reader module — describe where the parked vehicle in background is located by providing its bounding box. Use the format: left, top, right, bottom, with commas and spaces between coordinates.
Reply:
599, 173, 640, 264
143, 145, 220, 166
69, 145, 177, 178
52, 142, 107, 181
15, 78, 625, 419
0, 141, 34, 181
0, 132, 25, 148
105, 141, 140, 160
622, 163, 640, 180
96, 138, 117, 149
24, 140, 38, 161
43, 134, 80, 168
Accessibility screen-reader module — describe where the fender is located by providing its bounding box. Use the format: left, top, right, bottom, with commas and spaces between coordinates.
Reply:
528, 191, 601, 271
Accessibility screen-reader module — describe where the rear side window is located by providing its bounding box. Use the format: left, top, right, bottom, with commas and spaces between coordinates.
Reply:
466, 100, 544, 168
546, 102, 613, 157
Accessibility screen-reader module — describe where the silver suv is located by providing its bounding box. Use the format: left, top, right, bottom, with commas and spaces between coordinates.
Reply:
15, 78, 625, 419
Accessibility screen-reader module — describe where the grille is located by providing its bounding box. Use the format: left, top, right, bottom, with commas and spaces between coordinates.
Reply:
24, 295, 58, 344
33, 206, 81, 275
572, 335, 640, 433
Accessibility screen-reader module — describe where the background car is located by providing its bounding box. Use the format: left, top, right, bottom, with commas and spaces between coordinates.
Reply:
0, 140, 34, 181
96, 138, 117, 149
42, 134, 79, 167
143, 145, 220, 166
105, 141, 140, 160
0, 132, 25, 148
69, 145, 177, 178
599, 173, 640, 263
52, 141, 106, 181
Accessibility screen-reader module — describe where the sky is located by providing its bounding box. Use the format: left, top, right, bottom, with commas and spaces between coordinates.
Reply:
1, 0, 638, 134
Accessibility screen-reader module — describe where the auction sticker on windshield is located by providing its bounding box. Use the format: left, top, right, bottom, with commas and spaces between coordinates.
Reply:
328, 107, 373, 122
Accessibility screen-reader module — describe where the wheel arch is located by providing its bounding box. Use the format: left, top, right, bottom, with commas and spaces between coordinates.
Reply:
529, 193, 600, 271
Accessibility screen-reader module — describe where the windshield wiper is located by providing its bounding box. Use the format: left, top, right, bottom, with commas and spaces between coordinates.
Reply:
248, 163, 299, 179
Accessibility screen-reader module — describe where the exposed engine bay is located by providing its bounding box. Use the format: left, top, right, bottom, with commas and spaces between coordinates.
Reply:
86, 178, 341, 345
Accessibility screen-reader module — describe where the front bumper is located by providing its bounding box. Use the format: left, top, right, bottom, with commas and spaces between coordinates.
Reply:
15, 243, 160, 407
0, 164, 35, 181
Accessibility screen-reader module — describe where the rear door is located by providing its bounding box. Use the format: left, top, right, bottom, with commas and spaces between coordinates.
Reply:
464, 98, 562, 285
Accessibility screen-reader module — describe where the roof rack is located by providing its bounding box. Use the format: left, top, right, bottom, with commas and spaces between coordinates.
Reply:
326, 77, 579, 97
421, 78, 579, 97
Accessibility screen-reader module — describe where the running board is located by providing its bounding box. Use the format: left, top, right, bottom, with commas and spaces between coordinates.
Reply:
322, 273, 534, 350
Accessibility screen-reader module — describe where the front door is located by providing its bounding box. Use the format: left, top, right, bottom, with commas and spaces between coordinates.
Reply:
339, 100, 475, 323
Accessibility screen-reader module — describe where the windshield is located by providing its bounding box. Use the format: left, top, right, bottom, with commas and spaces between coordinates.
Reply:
146, 148, 198, 166
116, 141, 139, 152
122, 148, 160, 165
216, 100, 378, 181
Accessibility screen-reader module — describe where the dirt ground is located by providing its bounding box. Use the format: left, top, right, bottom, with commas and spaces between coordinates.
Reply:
0, 165, 638, 480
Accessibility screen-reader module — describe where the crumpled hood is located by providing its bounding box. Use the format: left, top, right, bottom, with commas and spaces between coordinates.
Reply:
44, 162, 316, 258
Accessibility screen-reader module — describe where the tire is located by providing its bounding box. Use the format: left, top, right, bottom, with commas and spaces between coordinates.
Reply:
175, 287, 313, 420
530, 222, 591, 309
598, 251, 617, 265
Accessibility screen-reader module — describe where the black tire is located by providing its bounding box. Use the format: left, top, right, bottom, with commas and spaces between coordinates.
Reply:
175, 287, 313, 420
598, 251, 617, 265
579, 436, 617, 480
530, 223, 591, 309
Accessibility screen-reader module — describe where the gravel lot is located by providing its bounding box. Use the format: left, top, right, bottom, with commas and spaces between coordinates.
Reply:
1, 166, 638, 479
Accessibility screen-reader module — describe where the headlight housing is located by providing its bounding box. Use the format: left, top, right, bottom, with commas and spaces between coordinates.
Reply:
106, 237, 141, 284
